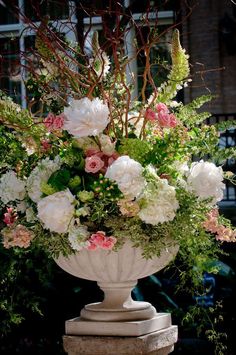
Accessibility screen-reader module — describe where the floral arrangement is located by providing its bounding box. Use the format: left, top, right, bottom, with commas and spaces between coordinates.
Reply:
0, 26, 236, 289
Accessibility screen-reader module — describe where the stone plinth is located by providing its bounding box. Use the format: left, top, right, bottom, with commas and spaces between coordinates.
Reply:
63, 325, 178, 355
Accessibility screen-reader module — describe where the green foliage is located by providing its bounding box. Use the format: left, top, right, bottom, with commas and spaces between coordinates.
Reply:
91, 175, 122, 201
0, 125, 27, 170
176, 95, 214, 126
33, 223, 73, 258
0, 244, 54, 336
146, 126, 190, 174
59, 144, 85, 170
214, 119, 236, 132
117, 138, 152, 165
0, 96, 46, 145
182, 302, 228, 355
47, 168, 71, 191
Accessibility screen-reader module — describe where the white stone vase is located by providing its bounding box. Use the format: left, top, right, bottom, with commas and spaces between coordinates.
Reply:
55, 239, 179, 336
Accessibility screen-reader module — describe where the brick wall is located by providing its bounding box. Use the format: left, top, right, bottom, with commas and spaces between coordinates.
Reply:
181, 0, 236, 114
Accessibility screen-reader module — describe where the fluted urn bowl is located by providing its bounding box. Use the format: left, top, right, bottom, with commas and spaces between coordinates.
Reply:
55, 239, 179, 322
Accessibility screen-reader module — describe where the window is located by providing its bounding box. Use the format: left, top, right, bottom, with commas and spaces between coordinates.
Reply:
83, 5, 174, 100
0, 0, 76, 108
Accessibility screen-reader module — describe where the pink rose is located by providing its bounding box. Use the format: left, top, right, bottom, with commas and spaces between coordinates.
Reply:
44, 113, 54, 130
53, 114, 65, 129
168, 113, 178, 128
85, 155, 105, 173
101, 236, 117, 250
44, 113, 65, 131
145, 108, 157, 122
41, 139, 51, 152
157, 111, 170, 127
87, 242, 98, 250
87, 231, 117, 250
85, 150, 119, 174
156, 103, 169, 114
85, 148, 101, 157
89, 231, 106, 246
157, 111, 178, 128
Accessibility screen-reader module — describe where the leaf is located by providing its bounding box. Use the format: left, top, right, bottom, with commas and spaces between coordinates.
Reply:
132, 286, 145, 301
47, 169, 71, 191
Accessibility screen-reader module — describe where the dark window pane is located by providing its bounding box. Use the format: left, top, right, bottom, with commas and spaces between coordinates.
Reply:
0, 37, 21, 103
0, 1, 18, 25
136, 25, 172, 98
24, 0, 69, 21
80, 0, 176, 12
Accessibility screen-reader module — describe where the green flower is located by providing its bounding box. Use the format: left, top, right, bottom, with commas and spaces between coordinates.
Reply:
68, 176, 82, 193
77, 190, 94, 202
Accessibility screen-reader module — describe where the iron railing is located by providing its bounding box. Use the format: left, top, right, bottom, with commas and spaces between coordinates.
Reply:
208, 113, 236, 203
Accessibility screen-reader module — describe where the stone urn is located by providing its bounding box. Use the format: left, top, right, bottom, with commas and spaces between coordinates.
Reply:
55, 239, 178, 336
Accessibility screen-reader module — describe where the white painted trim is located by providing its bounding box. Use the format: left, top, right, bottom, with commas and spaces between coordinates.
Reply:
83, 11, 174, 26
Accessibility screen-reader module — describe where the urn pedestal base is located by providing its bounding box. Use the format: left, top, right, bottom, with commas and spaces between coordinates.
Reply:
63, 325, 178, 355
66, 313, 171, 337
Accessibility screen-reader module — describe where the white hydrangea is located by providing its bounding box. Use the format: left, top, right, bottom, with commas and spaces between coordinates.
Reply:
26, 207, 36, 222
37, 189, 75, 234
63, 97, 109, 138
138, 178, 179, 225
105, 155, 146, 199
0, 171, 26, 204
16, 200, 27, 213
187, 161, 225, 204
27, 156, 61, 203
68, 225, 90, 251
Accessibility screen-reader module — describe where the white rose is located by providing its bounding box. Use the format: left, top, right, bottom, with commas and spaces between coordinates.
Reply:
138, 179, 179, 225
105, 155, 146, 199
187, 161, 225, 204
63, 97, 109, 138
37, 189, 75, 233
0, 171, 26, 204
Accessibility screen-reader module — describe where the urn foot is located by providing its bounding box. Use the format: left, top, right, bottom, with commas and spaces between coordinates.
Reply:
80, 280, 156, 322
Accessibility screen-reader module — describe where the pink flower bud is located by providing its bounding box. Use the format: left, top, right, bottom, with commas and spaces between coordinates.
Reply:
3, 207, 17, 226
